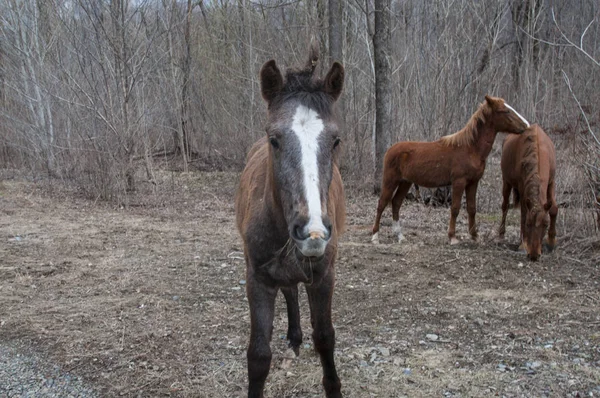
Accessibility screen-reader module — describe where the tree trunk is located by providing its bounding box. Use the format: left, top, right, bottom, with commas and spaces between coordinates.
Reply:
373, 0, 392, 194
329, 0, 345, 130
181, 0, 193, 161
328, 0, 342, 63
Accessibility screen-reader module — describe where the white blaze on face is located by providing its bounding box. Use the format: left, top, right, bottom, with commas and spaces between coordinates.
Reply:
505, 103, 530, 128
291, 105, 327, 236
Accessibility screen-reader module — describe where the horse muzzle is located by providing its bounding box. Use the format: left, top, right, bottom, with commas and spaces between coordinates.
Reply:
293, 231, 330, 259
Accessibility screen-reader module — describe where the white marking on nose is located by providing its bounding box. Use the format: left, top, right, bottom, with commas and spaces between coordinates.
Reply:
505, 103, 530, 128
291, 105, 327, 236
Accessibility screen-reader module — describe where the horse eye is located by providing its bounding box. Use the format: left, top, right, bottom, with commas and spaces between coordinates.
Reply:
269, 137, 279, 149
333, 137, 341, 149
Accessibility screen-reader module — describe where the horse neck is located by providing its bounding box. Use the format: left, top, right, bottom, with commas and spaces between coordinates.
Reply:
473, 123, 499, 160
524, 175, 543, 210
522, 133, 545, 208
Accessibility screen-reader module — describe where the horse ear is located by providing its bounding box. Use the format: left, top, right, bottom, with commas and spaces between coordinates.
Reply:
260, 60, 283, 103
485, 95, 496, 108
324, 62, 344, 101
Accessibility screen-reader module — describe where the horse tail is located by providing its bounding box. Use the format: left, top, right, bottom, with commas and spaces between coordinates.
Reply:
512, 187, 520, 208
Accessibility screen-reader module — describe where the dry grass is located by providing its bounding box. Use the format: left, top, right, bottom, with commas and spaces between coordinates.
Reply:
0, 158, 599, 397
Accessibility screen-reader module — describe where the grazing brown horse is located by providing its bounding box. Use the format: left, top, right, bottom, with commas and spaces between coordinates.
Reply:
498, 124, 558, 261
235, 48, 345, 398
371, 95, 530, 245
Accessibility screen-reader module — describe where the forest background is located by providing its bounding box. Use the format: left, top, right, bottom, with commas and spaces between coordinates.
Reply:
1, 0, 598, 231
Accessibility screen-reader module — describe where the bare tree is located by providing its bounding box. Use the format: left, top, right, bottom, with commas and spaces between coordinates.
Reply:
2, 0, 56, 174
0, 0, 597, 235
373, 0, 391, 193
329, 0, 342, 63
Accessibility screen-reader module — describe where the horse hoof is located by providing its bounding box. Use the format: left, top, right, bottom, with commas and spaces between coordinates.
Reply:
371, 233, 380, 245
543, 242, 555, 253
288, 343, 300, 357
449, 238, 460, 245
544, 239, 556, 252
280, 348, 297, 370
397, 234, 405, 243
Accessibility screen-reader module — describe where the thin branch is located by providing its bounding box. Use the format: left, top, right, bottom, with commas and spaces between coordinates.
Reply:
561, 70, 600, 147
551, 9, 600, 68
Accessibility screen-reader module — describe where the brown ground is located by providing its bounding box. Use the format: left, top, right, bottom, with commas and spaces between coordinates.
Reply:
0, 169, 599, 398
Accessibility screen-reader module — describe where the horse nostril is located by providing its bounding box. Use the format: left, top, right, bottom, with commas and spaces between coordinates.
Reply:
324, 224, 332, 240
293, 224, 308, 241
322, 219, 332, 240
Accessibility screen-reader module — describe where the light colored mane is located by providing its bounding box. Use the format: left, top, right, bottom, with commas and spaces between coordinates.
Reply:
440, 101, 491, 147
521, 129, 542, 211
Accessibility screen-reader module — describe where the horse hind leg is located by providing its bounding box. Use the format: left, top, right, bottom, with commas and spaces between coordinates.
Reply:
281, 286, 303, 356
465, 181, 480, 241
391, 181, 412, 243
372, 177, 399, 244
499, 181, 511, 240
448, 179, 467, 245
546, 181, 559, 251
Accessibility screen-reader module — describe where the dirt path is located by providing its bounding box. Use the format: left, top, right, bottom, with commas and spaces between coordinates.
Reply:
0, 340, 98, 397
0, 173, 598, 397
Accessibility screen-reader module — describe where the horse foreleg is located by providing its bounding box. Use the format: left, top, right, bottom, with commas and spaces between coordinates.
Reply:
499, 181, 511, 239
281, 286, 303, 356
391, 181, 412, 243
518, 200, 527, 252
306, 275, 341, 398
448, 180, 466, 245
246, 277, 277, 398
546, 181, 558, 250
465, 181, 479, 241
372, 178, 398, 244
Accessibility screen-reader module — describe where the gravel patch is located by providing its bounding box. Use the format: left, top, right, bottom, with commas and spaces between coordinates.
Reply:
0, 342, 98, 398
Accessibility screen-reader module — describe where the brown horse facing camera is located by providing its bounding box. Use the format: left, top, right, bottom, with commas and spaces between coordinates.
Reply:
235, 48, 345, 398
498, 124, 558, 261
371, 95, 530, 245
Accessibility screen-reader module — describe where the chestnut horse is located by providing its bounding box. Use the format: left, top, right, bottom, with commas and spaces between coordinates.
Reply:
498, 124, 558, 261
371, 95, 530, 245
235, 48, 345, 398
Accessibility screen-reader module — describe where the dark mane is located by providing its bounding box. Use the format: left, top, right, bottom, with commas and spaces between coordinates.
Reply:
269, 47, 335, 116
521, 129, 542, 211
